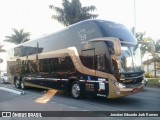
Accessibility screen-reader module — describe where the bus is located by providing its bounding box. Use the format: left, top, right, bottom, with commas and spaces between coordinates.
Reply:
7, 19, 145, 99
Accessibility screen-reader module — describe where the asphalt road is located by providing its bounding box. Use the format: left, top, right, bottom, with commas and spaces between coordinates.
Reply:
0, 83, 160, 120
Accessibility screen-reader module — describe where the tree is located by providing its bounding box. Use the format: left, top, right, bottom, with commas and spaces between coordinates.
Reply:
49, 0, 98, 26
131, 28, 152, 57
131, 28, 160, 77
4, 28, 30, 45
155, 39, 160, 53
0, 45, 6, 53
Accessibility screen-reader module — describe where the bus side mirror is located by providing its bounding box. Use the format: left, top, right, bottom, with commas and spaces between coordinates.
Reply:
89, 37, 122, 56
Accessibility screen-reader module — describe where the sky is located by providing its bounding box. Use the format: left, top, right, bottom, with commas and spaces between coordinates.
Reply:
0, 0, 160, 70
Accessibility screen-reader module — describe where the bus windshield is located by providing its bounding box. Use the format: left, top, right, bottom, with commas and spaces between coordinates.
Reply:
118, 45, 142, 73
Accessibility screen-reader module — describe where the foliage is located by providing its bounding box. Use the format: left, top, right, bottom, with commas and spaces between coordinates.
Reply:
4, 28, 30, 45
141, 37, 155, 56
0, 45, 6, 52
144, 72, 153, 78
147, 78, 160, 88
143, 55, 160, 65
131, 27, 155, 57
49, 0, 98, 26
131, 28, 160, 78
155, 39, 160, 53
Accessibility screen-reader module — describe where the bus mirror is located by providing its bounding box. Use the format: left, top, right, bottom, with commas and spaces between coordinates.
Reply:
89, 37, 122, 56
0, 58, 3, 63
138, 41, 155, 55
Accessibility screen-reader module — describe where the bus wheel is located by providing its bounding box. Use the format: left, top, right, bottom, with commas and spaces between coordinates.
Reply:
20, 78, 26, 90
71, 81, 82, 99
14, 78, 20, 89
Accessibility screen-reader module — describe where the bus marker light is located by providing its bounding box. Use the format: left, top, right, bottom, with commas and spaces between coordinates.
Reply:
133, 88, 139, 93
98, 89, 101, 92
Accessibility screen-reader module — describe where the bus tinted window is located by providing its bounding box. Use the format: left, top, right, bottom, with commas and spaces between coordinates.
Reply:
99, 21, 136, 44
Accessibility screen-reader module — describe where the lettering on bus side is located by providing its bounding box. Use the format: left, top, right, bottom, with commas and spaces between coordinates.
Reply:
77, 28, 96, 44
85, 83, 94, 92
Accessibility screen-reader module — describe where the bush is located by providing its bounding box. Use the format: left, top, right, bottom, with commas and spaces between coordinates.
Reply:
144, 72, 153, 78
147, 78, 160, 88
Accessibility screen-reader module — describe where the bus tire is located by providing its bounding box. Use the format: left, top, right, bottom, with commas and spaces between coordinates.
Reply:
14, 78, 20, 89
71, 81, 82, 99
20, 78, 26, 90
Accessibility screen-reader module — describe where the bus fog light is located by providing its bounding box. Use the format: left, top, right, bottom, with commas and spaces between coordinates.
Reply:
119, 83, 126, 88
116, 90, 121, 95
111, 80, 126, 88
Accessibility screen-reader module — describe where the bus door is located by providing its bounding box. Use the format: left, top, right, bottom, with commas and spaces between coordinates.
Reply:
94, 42, 110, 97
81, 42, 96, 95
81, 41, 95, 75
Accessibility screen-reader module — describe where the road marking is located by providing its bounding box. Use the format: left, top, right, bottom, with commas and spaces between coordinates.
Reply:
0, 87, 24, 95
35, 89, 57, 104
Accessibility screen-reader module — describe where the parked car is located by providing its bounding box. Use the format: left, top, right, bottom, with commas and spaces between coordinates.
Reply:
1, 72, 8, 83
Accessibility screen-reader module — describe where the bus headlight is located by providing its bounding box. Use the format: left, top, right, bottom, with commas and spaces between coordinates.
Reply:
111, 80, 126, 88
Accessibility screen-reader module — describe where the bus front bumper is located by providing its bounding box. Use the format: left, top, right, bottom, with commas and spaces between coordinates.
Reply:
108, 80, 144, 98
116, 85, 143, 96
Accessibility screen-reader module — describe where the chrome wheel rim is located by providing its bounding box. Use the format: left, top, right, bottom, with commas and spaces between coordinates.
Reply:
15, 79, 20, 88
21, 81, 24, 89
71, 83, 80, 98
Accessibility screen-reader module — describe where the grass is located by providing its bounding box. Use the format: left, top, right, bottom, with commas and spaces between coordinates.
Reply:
146, 78, 160, 88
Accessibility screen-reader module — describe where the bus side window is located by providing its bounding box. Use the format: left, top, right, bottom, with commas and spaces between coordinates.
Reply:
97, 55, 106, 71
108, 42, 115, 55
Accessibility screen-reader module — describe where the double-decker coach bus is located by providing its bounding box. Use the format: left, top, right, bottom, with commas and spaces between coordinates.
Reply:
7, 19, 145, 99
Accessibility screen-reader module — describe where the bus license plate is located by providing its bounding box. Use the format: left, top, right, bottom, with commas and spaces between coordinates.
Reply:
133, 88, 139, 93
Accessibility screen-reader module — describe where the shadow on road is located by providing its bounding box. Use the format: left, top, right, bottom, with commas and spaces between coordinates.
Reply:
3, 84, 160, 111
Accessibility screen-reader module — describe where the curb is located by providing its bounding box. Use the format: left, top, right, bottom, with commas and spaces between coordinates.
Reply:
0, 87, 24, 95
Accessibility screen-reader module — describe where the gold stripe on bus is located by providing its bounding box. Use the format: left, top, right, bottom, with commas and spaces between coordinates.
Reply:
8, 46, 119, 98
